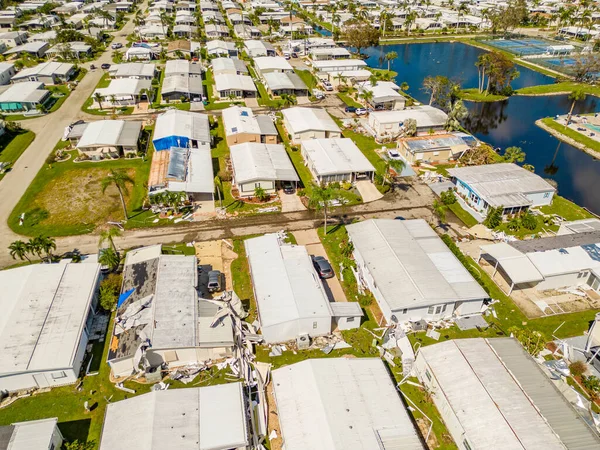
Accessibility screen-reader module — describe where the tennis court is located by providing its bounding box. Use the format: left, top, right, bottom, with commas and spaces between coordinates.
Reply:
484, 38, 559, 56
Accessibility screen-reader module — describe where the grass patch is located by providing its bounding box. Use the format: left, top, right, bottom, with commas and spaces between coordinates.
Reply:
539, 117, 600, 154
538, 194, 595, 221
231, 238, 257, 322
0, 129, 35, 180
9, 130, 154, 237
275, 121, 313, 192
447, 202, 478, 228
517, 81, 600, 97
294, 68, 318, 91
337, 92, 362, 108
82, 73, 134, 116
248, 66, 284, 108
0, 312, 234, 446
494, 215, 558, 239
162, 242, 196, 256
458, 88, 508, 102
340, 126, 395, 178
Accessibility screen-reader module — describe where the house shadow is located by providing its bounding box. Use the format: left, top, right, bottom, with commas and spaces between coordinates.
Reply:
58, 418, 92, 443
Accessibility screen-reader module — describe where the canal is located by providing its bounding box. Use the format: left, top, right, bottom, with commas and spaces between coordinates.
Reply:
363, 42, 600, 214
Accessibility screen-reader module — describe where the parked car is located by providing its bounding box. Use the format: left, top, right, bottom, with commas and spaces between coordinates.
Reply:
387, 149, 402, 160
344, 106, 357, 113
312, 256, 334, 279
291, 52, 298, 58
207, 270, 224, 292
101, 63, 111, 70
283, 181, 295, 194
312, 89, 325, 100
322, 81, 333, 92
111, 42, 123, 49
355, 108, 367, 115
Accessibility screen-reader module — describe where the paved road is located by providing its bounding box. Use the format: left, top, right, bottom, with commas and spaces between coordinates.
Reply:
0, 4, 145, 258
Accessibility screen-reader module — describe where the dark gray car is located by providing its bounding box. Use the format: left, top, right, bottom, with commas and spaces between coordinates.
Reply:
312, 256, 334, 279
207, 270, 224, 292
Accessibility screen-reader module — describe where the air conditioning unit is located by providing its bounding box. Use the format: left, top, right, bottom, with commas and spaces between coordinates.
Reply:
297, 334, 310, 350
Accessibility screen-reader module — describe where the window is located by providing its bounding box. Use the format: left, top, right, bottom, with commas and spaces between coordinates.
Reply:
544, 192, 550, 198
401, 308, 408, 315
427, 306, 435, 314
51, 371, 67, 380
346, 316, 355, 323
313, 321, 318, 329
442, 304, 447, 313
425, 369, 432, 381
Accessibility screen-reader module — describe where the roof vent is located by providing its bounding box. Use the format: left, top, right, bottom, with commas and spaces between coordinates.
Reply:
559, 248, 569, 255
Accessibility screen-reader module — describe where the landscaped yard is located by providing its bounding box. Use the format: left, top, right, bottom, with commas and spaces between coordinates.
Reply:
294, 68, 318, 91
517, 81, 600, 97
0, 129, 35, 181
538, 194, 595, 221
8, 131, 154, 237
337, 92, 362, 108
448, 202, 478, 228
82, 73, 134, 116
458, 88, 508, 102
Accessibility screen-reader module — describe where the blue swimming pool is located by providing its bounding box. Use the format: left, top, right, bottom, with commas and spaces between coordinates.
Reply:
585, 123, 600, 133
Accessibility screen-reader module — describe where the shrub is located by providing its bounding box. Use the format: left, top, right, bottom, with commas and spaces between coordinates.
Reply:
484, 206, 503, 229
582, 375, 600, 399
217, 170, 232, 182
440, 189, 457, 205
99, 273, 122, 311
358, 294, 373, 307
507, 217, 520, 231
569, 361, 587, 378
520, 212, 537, 230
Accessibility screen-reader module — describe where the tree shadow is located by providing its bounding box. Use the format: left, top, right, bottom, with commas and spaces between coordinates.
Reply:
58, 419, 91, 443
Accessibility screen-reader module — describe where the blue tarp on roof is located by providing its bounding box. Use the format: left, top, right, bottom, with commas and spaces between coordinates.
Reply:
117, 288, 135, 308
153, 135, 189, 151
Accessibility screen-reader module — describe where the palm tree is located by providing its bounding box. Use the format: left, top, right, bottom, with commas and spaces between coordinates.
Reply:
503, 146, 526, 163
94, 92, 103, 110
566, 89, 586, 126
38, 235, 56, 261
383, 158, 405, 185
101, 169, 135, 220
8, 240, 31, 262
307, 183, 336, 234
214, 175, 223, 208
456, 3, 469, 31
159, 10, 170, 37
359, 89, 374, 108
445, 100, 468, 131
99, 247, 120, 272
254, 186, 268, 201
405, 11, 417, 35
281, 94, 297, 107
99, 227, 122, 252
385, 51, 397, 71
400, 82, 409, 92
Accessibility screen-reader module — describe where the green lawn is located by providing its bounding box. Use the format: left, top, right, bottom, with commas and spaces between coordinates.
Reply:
340, 127, 395, 177
0, 129, 35, 180
538, 194, 595, 221
293, 68, 318, 91
337, 92, 362, 108
0, 312, 234, 447
82, 73, 134, 116
231, 238, 257, 322
248, 66, 284, 108
203, 68, 214, 102
458, 88, 508, 102
275, 121, 313, 192
448, 202, 479, 228
8, 130, 154, 237
539, 117, 600, 154
516, 81, 600, 97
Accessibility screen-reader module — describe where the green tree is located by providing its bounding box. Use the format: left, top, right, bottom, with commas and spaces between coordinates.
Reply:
99, 272, 122, 310
98, 227, 122, 252
503, 146, 526, 163
101, 169, 135, 220
307, 183, 337, 234
99, 247, 121, 273
8, 240, 31, 262
520, 211, 537, 230
342, 22, 380, 55
214, 175, 223, 208
37, 235, 56, 261
484, 205, 503, 228
432, 199, 447, 224
93, 92, 103, 110
383, 158, 405, 186
359, 89, 373, 108
440, 189, 457, 205
26, 236, 44, 261
565, 89, 586, 126
445, 100, 468, 131
384, 51, 397, 71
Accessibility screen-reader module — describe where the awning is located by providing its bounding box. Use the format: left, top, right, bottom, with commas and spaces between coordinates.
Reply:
480, 243, 544, 284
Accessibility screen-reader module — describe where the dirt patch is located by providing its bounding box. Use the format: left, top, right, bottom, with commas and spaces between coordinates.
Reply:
36, 167, 135, 227
266, 381, 283, 450
194, 239, 237, 295
417, 417, 439, 449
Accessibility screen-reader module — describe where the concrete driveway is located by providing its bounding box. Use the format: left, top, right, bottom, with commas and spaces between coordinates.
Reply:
293, 229, 347, 302
278, 189, 306, 212
356, 180, 383, 203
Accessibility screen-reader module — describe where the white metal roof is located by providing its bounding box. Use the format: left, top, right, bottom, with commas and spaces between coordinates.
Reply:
100, 384, 248, 450
164, 59, 200, 76
479, 242, 544, 284
7, 418, 59, 450
77, 120, 142, 148
245, 234, 331, 331
211, 57, 247, 75
272, 358, 424, 450
282, 107, 340, 134
369, 105, 448, 128
0, 263, 100, 375
311, 59, 367, 70
301, 138, 375, 176
153, 109, 211, 144
222, 105, 276, 136
161, 75, 204, 95
347, 219, 487, 311
109, 62, 156, 78
420, 338, 600, 450
263, 72, 305, 91
447, 163, 556, 208
253, 56, 292, 72
0, 81, 48, 103
12, 61, 73, 79
214, 73, 256, 92
230, 142, 298, 184
94, 78, 151, 97
206, 39, 235, 53
166, 147, 214, 194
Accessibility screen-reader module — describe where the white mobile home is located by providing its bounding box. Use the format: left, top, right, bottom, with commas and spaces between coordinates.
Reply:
107, 247, 234, 378
282, 107, 341, 144
272, 358, 425, 450
245, 234, 361, 343
0, 418, 64, 450
99, 384, 249, 450
347, 219, 488, 323
415, 338, 600, 450
368, 105, 448, 140
0, 263, 100, 393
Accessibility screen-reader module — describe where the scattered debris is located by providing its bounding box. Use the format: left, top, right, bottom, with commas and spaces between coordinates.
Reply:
269, 346, 283, 357
426, 329, 441, 341
114, 383, 135, 394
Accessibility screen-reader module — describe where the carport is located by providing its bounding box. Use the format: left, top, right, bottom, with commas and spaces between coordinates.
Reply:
478, 243, 544, 295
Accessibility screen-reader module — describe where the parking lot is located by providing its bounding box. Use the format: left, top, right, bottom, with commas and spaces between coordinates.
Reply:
293, 229, 348, 303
